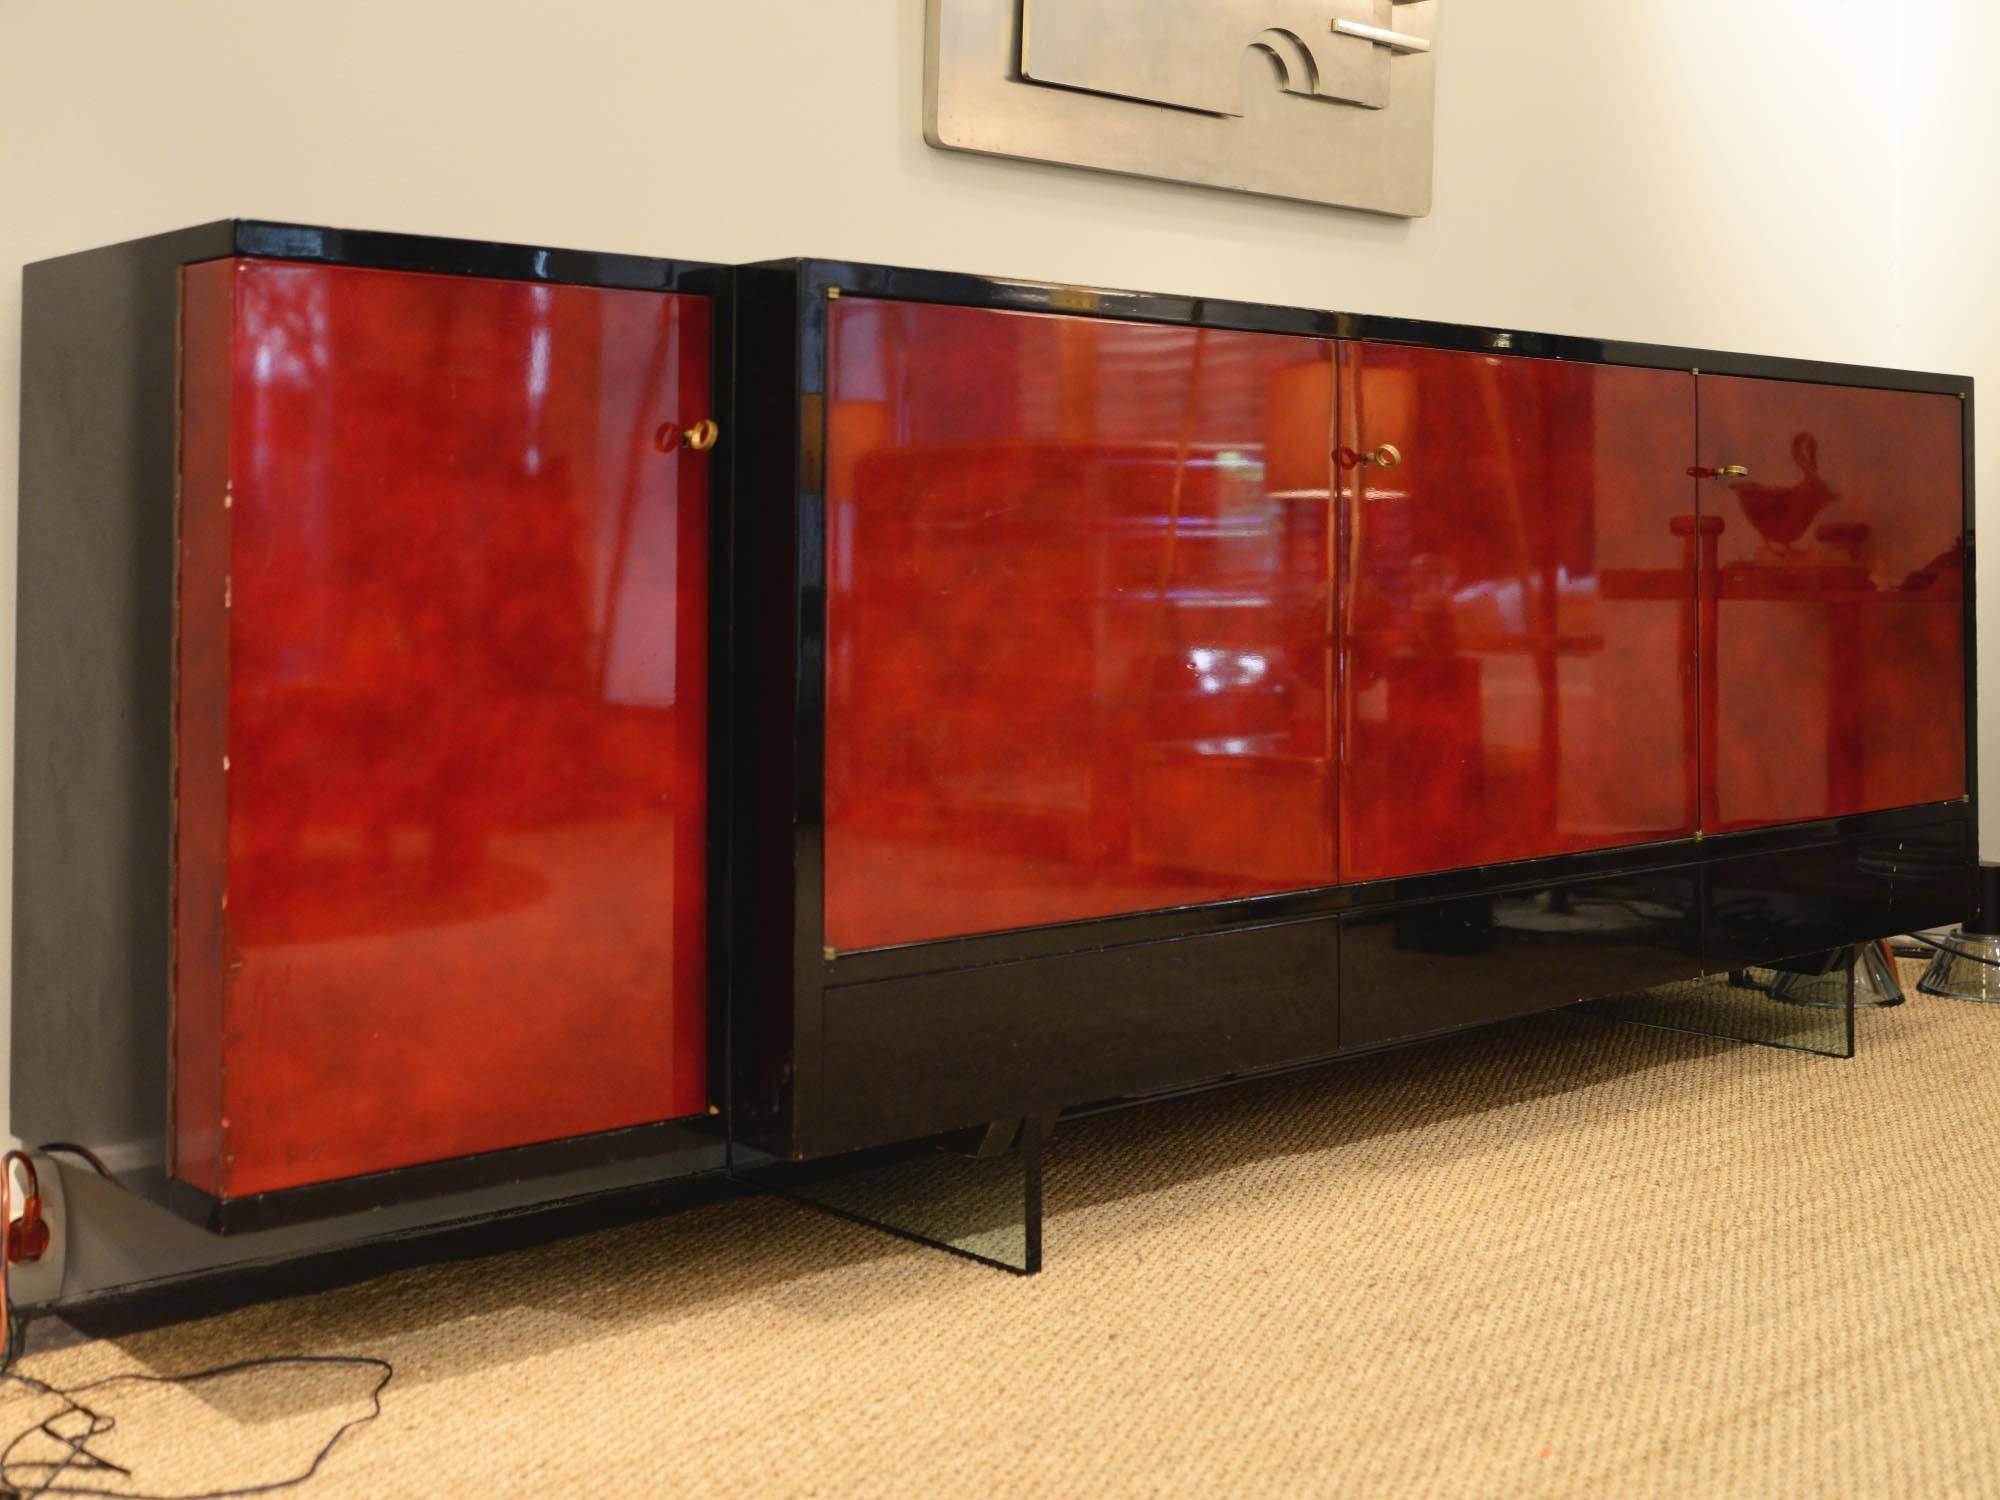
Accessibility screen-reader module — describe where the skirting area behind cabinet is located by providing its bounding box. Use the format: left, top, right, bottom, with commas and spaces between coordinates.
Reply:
17, 961, 2000, 1497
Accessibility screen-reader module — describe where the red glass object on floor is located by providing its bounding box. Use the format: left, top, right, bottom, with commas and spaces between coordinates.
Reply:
1696, 375, 1966, 830
822, 298, 1339, 951
1336, 343, 1699, 884
173, 258, 711, 1199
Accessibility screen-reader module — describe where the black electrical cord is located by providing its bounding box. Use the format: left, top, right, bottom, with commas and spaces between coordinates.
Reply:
29, 1148, 114, 1186
0, 1355, 392, 1500
0, 1152, 389, 1497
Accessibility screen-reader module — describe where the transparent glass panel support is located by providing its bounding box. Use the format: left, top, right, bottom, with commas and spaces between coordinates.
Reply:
739, 1116, 1047, 1275
1581, 948, 1860, 1058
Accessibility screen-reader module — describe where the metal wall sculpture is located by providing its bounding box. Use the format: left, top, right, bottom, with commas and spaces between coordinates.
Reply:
925, 0, 1440, 216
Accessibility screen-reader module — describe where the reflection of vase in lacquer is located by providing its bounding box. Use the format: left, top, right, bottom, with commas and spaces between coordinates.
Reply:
1731, 431, 1836, 560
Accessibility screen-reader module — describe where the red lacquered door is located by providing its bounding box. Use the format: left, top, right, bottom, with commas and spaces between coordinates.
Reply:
1696, 376, 1966, 830
174, 258, 711, 1199
823, 298, 1339, 951
1337, 343, 1699, 883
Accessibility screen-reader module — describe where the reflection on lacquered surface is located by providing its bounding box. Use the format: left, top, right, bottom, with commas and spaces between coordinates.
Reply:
823, 298, 1338, 951
1338, 343, 1699, 883
174, 259, 709, 1196
1698, 376, 1965, 829
1341, 870, 1702, 1049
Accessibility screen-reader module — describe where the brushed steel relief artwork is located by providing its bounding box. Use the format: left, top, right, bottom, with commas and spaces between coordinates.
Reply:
925, 0, 1439, 216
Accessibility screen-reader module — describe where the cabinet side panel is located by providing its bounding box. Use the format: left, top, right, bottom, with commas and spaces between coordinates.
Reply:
10, 229, 231, 1152
728, 265, 806, 1155
171, 259, 237, 1194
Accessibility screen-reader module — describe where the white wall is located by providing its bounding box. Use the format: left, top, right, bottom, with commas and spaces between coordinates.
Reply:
1895, 7, 2000, 854
0, 0, 1995, 1128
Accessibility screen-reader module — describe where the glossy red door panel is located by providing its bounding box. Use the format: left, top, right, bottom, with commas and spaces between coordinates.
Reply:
1697, 376, 1966, 830
823, 298, 1339, 951
173, 258, 711, 1199
1337, 344, 1698, 883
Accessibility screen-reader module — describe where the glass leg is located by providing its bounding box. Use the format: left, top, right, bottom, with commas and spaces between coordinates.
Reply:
741, 1116, 1046, 1275
1581, 951, 1856, 1057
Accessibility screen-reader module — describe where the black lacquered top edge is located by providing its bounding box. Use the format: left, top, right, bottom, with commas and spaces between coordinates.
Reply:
20, 234, 1974, 394
232, 220, 715, 293
792, 257, 1972, 398
24, 220, 715, 294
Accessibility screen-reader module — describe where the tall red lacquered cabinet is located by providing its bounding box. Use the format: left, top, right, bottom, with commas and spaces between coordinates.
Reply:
13, 224, 720, 1225
176, 250, 715, 1206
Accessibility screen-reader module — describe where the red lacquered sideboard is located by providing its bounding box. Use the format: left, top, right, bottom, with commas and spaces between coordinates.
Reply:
10, 228, 1977, 1268
734, 259, 1974, 1162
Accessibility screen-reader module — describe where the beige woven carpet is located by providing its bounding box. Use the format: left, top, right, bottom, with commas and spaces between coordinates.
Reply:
14, 960, 2000, 1497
